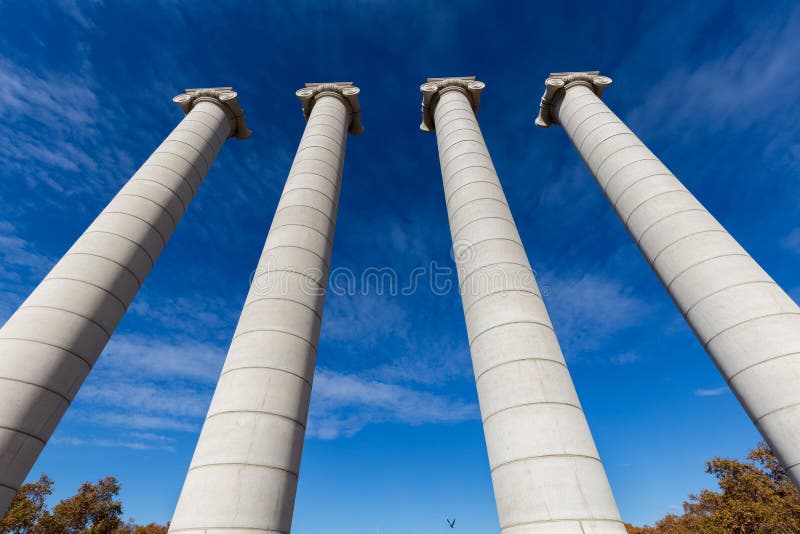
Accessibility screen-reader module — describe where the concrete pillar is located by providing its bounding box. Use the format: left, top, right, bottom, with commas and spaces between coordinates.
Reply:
536, 71, 800, 489
168, 82, 362, 534
0, 88, 250, 515
420, 77, 625, 534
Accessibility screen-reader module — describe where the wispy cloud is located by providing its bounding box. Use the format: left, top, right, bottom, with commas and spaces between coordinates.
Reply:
610, 352, 639, 365
781, 228, 800, 255
67, 334, 226, 441
544, 273, 650, 357
322, 293, 408, 346
624, 4, 800, 160
52, 432, 177, 452
55, 0, 101, 30
693, 387, 729, 397
0, 220, 55, 322
0, 221, 53, 281
308, 369, 478, 439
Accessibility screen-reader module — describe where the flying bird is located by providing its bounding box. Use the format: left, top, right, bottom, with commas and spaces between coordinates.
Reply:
447, 518, 456, 528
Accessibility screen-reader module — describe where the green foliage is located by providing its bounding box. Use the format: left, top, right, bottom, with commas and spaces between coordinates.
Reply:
0, 476, 167, 534
627, 443, 800, 533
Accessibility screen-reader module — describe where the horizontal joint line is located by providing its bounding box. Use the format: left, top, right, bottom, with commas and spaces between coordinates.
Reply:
221, 365, 312, 387
665, 253, 751, 291
139, 163, 198, 196
623, 188, 691, 225
470, 320, 555, 346
463, 288, 542, 317
0, 376, 71, 403
475, 357, 567, 383
39, 277, 128, 311
684, 280, 777, 318
705, 312, 800, 349
611, 172, 675, 208
18, 305, 112, 339
649, 229, 728, 266
231, 328, 317, 350
445, 179, 503, 205
242, 296, 322, 322
727, 351, 800, 382
206, 410, 306, 429
0, 425, 46, 445
0, 338, 92, 368
115, 192, 178, 230
63, 252, 143, 287
483, 401, 583, 425
448, 197, 510, 224
188, 462, 298, 478
129, 177, 188, 212
491, 453, 601, 473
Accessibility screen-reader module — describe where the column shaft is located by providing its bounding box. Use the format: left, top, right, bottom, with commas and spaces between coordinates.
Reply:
548, 75, 800, 488
0, 91, 246, 514
427, 80, 625, 534
169, 89, 355, 533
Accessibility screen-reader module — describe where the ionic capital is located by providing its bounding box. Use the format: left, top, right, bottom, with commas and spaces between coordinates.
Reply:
173, 87, 252, 140
419, 76, 485, 133
296, 82, 364, 136
535, 71, 612, 128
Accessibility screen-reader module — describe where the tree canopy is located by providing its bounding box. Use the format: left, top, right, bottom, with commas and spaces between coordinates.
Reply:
4, 445, 799, 534
0, 476, 167, 534
627, 443, 800, 533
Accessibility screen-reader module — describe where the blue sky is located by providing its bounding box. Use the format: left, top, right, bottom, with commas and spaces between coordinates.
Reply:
1, 0, 799, 530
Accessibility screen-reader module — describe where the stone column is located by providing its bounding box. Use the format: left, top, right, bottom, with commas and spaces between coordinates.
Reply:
536, 71, 800, 488
0, 88, 250, 515
420, 77, 625, 534
168, 82, 361, 534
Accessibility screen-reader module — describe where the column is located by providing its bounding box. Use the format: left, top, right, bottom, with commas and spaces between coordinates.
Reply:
420, 77, 625, 534
0, 88, 250, 515
168, 82, 361, 534
536, 71, 800, 488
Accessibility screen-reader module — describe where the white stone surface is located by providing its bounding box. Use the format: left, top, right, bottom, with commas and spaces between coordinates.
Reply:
538, 71, 800, 490
0, 88, 249, 516
169, 83, 361, 533
422, 77, 625, 534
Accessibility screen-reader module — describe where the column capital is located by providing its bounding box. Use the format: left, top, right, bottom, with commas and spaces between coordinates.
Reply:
295, 82, 364, 136
419, 76, 485, 133
173, 87, 252, 140
534, 71, 612, 128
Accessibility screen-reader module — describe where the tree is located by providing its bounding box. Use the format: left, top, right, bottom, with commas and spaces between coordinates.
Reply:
627, 443, 800, 533
133, 524, 168, 534
1, 475, 142, 534
0, 474, 53, 533
38, 477, 123, 534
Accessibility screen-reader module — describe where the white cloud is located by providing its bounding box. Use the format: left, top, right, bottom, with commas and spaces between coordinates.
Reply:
52, 432, 177, 452
55, 0, 102, 30
544, 273, 650, 356
308, 369, 478, 439
625, 5, 800, 151
781, 228, 800, 255
67, 334, 226, 440
321, 293, 408, 346
0, 221, 54, 277
610, 352, 639, 365
693, 387, 729, 397
0, 221, 55, 323
98, 333, 226, 383
129, 295, 240, 344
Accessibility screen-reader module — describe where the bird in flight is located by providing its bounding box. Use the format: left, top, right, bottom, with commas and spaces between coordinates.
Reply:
447, 518, 456, 528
